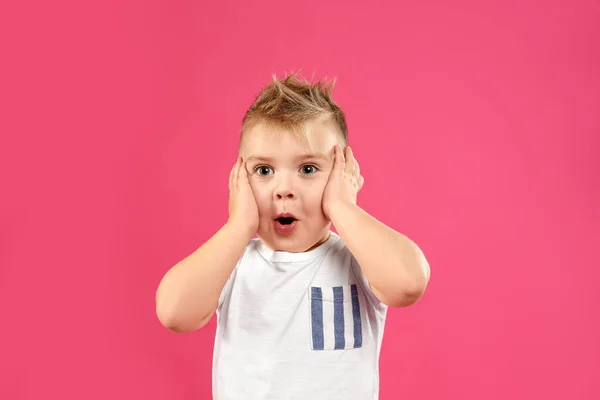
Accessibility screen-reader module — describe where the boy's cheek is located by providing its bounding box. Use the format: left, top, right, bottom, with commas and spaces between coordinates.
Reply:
252, 192, 271, 212
248, 180, 264, 198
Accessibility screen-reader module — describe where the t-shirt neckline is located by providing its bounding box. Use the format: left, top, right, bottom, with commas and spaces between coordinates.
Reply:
256, 231, 340, 263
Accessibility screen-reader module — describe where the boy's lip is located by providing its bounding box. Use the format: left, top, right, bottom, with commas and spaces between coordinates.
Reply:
274, 212, 298, 220
273, 213, 298, 234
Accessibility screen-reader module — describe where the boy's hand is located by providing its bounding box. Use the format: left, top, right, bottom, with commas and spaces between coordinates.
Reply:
227, 157, 259, 238
322, 145, 364, 221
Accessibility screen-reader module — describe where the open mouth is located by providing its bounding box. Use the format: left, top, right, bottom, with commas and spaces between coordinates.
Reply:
274, 213, 298, 233
277, 217, 296, 225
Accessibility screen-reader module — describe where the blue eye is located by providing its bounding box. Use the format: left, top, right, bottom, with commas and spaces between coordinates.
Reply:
255, 166, 274, 176
300, 165, 318, 174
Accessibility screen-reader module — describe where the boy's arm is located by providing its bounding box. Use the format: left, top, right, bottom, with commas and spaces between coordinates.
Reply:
331, 203, 430, 307
323, 145, 430, 308
155, 221, 252, 333
156, 157, 258, 333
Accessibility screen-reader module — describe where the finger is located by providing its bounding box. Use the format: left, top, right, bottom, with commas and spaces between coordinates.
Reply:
236, 158, 245, 188
344, 146, 354, 174
330, 145, 340, 174
233, 157, 242, 189
353, 158, 360, 177
229, 158, 239, 192
240, 160, 250, 184
347, 147, 360, 177
336, 145, 346, 172
358, 175, 365, 191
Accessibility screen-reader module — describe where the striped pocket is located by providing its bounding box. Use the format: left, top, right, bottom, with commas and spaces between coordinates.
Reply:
309, 284, 363, 350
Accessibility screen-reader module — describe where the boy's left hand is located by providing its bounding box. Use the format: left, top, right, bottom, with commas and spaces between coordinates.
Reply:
322, 145, 364, 221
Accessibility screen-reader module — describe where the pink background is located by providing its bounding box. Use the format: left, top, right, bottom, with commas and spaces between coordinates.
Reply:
1, 0, 598, 399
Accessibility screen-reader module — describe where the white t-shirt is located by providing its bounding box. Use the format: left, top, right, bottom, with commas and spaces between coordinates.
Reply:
212, 232, 388, 400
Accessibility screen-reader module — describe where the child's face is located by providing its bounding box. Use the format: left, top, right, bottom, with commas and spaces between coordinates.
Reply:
239, 117, 343, 253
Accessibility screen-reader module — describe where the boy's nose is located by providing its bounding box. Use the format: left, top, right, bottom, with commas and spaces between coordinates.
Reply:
274, 176, 296, 200
275, 187, 295, 200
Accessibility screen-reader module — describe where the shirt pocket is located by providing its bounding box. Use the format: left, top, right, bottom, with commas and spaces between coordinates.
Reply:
308, 284, 363, 351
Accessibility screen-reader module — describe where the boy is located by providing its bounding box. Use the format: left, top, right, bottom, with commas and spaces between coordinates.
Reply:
155, 73, 431, 399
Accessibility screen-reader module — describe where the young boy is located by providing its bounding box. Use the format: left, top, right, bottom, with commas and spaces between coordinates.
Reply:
155, 73, 431, 399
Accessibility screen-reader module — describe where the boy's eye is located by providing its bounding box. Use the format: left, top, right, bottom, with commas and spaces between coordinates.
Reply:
255, 166, 274, 176
300, 165, 318, 175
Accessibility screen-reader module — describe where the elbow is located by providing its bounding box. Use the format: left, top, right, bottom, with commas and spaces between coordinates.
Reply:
385, 272, 430, 308
396, 256, 431, 307
390, 284, 427, 307
156, 306, 213, 334
155, 292, 214, 333
155, 299, 182, 333
384, 243, 431, 307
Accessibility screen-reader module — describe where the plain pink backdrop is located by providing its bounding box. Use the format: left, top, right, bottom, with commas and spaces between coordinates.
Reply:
1, 0, 598, 399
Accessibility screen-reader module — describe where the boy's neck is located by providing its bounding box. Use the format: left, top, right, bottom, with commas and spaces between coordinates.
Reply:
305, 231, 331, 252
257, 231, 332, 253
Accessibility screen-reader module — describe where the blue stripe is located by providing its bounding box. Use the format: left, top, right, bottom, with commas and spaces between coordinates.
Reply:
351, 284, 362, 348
311, 287, 324, 350
333, 286, 345, 350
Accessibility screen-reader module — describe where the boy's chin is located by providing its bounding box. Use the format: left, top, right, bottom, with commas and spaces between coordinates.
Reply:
258, 229, 330, 253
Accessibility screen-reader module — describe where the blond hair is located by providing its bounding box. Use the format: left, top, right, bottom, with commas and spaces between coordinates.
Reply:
240, 72, 348, 146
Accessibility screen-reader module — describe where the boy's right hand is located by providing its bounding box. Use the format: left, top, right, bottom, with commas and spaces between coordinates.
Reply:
227, 157, 259, 238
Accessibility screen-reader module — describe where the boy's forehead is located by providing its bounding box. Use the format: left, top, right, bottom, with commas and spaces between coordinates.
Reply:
239, 120, 342, 158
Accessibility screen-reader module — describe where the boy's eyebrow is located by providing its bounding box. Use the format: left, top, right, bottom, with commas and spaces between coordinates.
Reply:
245, 153, 331, 163
244, 155, 274, 164
296, 152, 330, 162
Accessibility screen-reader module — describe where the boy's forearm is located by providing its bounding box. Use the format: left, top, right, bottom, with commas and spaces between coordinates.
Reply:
155, 222, 252, 333
330, 203, 430, 307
